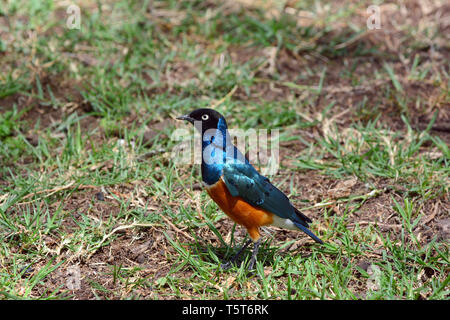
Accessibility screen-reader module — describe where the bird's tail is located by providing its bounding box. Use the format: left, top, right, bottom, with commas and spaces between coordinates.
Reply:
293, 221, 324, 244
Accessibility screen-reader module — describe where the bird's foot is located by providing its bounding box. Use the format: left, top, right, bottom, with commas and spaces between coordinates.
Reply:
221, 239, 261, 272
247, 259, 256, 271
220, 261, 235, 270
220, 239, 253, 271
220, 262, 256, 274
246, 239, 260, 271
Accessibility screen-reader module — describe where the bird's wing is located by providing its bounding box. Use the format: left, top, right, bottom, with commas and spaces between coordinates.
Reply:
222, 159, 323, 244
222, 160, 310, 226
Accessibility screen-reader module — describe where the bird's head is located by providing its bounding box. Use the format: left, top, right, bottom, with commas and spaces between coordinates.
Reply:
177, 108, 227, 134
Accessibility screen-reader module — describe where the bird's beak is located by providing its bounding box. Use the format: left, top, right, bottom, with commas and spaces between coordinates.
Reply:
176, 114, 195, 123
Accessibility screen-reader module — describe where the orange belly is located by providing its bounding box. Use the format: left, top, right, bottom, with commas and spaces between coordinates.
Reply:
205, 179, 273, 241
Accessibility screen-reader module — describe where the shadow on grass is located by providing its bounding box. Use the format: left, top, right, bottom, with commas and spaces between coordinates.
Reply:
184, 237, 318, 271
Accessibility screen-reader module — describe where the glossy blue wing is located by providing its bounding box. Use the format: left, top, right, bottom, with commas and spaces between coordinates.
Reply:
222, 161, 265, 206
222, 155, 323, 244
222, 161, 295, 220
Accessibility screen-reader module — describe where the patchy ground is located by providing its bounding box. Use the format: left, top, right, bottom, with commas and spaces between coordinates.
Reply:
0, 0, 448, 299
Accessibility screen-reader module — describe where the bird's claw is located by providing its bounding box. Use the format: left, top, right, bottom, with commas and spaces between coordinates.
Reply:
221, 260, 257, 272
220, 261, 234, 270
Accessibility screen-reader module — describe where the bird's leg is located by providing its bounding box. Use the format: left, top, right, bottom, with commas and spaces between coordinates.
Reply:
247, 238, 261, 271
221, 239, 253, 270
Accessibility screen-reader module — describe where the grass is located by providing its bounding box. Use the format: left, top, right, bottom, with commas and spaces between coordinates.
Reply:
0, 0, 449, 299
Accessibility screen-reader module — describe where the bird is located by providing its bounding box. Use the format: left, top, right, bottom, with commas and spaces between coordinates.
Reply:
177, 108, 323, 270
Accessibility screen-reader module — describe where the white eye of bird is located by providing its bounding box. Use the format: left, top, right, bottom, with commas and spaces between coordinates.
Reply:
201, 114, 209, 121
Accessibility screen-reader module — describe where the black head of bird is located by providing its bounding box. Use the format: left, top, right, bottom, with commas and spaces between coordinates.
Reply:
177, 108, 228, 135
